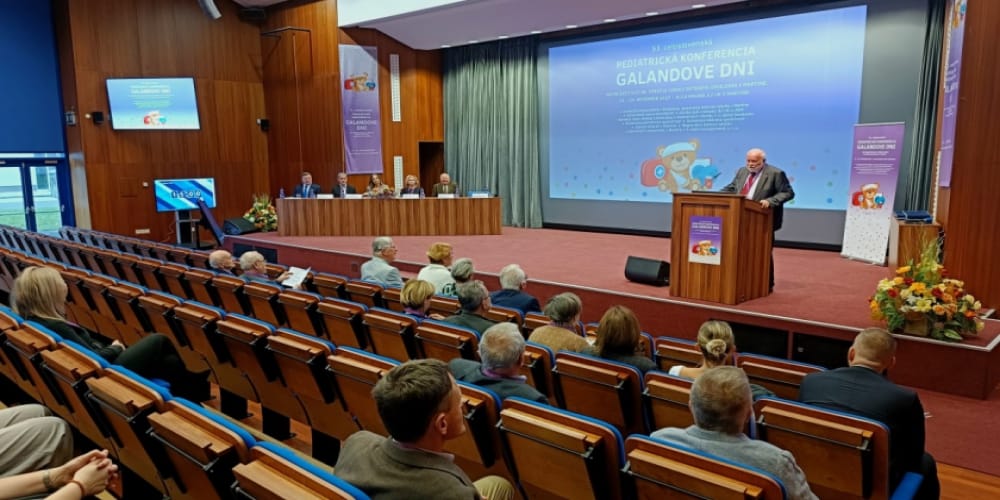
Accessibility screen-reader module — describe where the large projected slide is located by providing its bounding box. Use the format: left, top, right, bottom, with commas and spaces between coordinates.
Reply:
547, 6, 867, 211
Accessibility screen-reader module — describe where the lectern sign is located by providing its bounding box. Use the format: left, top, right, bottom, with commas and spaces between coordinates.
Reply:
688, 216, 722, 265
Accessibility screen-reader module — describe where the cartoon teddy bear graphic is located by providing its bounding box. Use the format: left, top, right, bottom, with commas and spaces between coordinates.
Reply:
640, 140, 702, 193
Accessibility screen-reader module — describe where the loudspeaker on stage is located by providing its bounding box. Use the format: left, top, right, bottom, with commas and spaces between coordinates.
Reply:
624, 255, 670, 286
223, 217, 259, 235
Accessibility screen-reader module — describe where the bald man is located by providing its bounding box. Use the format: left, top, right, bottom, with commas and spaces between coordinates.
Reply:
799, 328, 938, 500
720, 148, 793, 291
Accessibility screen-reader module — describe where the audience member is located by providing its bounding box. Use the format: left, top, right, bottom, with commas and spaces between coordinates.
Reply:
360, 237, 403, 288
442, 280, 497, 334
207, 249, 238, 275
489, 264, 540, 314
587, 305, 655, 373
365, 174, 394, 199
334, 359, 515, 500
449, 323, 547, 403
450, 258, 475, 291
432, 173, 459, 196
400, 279, 444, 321
12, 266, 210, 401
399, 175, 425, 197
239, 251, 291, 284
292, 171, 321, 198
799, 328, 939, 499
670, 320, 735, 379
0, 449, 118, 499
0, 404, 72, 477
332, 172, 357, 198
527, 292, 590, 354
416, 242, 456, 295
652, 367, 817, 500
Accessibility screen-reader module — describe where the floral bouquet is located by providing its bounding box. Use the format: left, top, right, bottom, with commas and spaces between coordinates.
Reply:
870, 239, 984, 341
243, 193, 278, 232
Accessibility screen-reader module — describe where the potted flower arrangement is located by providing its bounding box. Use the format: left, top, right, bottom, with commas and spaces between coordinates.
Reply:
870, 239, 984, 341
243, 194, 278, 232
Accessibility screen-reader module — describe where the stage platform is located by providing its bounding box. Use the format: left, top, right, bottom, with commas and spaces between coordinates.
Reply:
228, 227, 1000, 399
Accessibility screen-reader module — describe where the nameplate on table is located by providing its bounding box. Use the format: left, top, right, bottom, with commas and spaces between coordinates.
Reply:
317, 194, 334, 199
401, 194, 420, 199
469, 192, 490, 198
438, 193, 456, 199
345, 194, 363, 200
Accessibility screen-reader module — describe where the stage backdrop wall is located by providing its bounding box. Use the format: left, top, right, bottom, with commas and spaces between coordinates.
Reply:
538, 0, 931, 248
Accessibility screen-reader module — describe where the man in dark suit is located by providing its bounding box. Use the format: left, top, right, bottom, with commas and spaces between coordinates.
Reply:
720, 148, 794, 290
292, 171, 321, 198
443, 280, 498, 334
799, 328, 939, 500
334, 359, 515, 499
331, 172, 357, 198
490, 263, 541, 314
449, 322, 548, 403
432, 172, 459, 196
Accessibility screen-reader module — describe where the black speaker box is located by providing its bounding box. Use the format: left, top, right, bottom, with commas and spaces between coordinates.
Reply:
624, 256, 670, 286
223, 217, 259, 236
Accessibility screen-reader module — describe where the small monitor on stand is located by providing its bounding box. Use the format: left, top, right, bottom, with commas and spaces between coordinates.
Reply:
196, 198, 225, 247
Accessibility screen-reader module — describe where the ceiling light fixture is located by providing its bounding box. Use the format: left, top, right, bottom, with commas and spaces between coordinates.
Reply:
604, 18, 616, 23
645, 11, 659, 16
530, 30, 542, 34
692, 3, 707, 8
565, 24, 577, 29
498, 35, 509, 39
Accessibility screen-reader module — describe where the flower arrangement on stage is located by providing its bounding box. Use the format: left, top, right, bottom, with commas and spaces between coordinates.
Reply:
243, 194, 278, 232
870, 239, 983, 341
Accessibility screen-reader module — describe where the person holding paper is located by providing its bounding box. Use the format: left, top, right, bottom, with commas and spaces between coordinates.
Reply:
432, 173, 459, 197
292, 171, 321, 198
399, 175, 425, 197
720, 148, 794, 291
331, 172, 357, 198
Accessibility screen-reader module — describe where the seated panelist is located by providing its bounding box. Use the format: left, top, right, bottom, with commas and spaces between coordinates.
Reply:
292, 171, 321, 198
332, 172, 357, 198
366, 174, 394, 199
433, 173, 460, 197
399, 175, 425, 197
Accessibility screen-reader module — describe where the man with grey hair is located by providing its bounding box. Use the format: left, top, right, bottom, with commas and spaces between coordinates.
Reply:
800, 328, 938, 499
442, 280, 497, 334
360, 236, 402, 287
208, 249, 237, 275
449, 323, 547, 403
652, 367, 817, 500
489, 263, 541, 313
450, 258, 475, 289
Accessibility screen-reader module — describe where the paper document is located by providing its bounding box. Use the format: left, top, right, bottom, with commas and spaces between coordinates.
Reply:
282, 267, 311, 288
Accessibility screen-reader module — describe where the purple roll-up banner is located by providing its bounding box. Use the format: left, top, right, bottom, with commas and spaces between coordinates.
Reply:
938, 0, 967, 188
688, 215, 722, 266
841, 123, 905, 264
340, 45, 384, 174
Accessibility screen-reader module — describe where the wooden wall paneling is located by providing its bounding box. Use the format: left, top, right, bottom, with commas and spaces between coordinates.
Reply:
941, 0, 1000, 309
415, 50, 444, 142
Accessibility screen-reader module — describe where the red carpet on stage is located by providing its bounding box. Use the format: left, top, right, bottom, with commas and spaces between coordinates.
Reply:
229, 226, 1000, 475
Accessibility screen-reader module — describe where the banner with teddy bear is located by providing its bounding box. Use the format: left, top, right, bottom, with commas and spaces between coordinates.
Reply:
340, 45, 385, 174
840, 122, 905, 264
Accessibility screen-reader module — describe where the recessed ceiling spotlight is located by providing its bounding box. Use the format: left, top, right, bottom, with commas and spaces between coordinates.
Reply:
530, 30, 542, 34
604, 18, 617, 23
692, 3, 707, 8
498, 35, 509, 39
565, 24, 577, 29
645, 11, 659, 16
468, 40, 479, 44
441, 44, 451, 48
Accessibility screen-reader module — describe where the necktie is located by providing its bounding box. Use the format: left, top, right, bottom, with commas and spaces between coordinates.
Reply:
740, 172, 759, 196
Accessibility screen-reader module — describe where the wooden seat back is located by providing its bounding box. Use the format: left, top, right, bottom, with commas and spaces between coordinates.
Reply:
654, 336, 703, 371
325, 347, 398, 435
362, 308, 419, 361
553, 351, 646, 435
315, 297, 368, 348
643, 371, 695, 431
414, 319, 480, 363
737, 354, 824, 400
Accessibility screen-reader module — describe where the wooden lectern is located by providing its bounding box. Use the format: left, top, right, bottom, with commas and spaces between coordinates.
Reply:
670, 193, 773, 305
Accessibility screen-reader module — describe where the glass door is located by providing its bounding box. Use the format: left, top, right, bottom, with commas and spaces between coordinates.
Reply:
0, 159, 70, 233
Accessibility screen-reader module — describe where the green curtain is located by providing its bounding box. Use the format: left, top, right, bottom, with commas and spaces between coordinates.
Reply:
443, 38, 542, 227
898, 0, 945, 210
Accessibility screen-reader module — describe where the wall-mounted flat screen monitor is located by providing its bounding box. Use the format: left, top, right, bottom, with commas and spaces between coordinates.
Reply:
106, 77, 201, 130
154, 178, 216, 212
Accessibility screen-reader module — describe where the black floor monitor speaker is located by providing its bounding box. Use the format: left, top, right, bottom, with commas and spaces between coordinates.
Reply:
625, 256, 670, 286
223, 217, 259, 236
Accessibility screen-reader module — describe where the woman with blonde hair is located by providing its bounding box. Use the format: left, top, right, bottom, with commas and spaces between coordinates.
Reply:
588, 305, 655, 373
416, 242, 456, 295
12, 266, 210, 401
400, 279, 444, 321
669, 320, 735, 379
